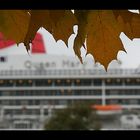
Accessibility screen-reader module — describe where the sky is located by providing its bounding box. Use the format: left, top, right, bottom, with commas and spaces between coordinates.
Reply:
3, 10, 140, 69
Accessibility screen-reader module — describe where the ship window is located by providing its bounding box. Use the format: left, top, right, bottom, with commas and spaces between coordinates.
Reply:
106, 99, 119, 104
59, 100, 67, 105
129, 99, 138, 104
0, 56, 6, 62
126, 116, 133, 120
44, 109, 48, 115
94, 79, 102, 86
4, 109, 13, 115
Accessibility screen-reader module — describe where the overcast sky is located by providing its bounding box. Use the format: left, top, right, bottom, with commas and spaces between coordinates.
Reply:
4, 10, 140, 69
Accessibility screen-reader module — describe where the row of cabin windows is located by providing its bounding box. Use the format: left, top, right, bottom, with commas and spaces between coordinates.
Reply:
1, 89, 140, 96
106, 99, 140, 105
0, 78, 140, 87
106, 89, 140, 95
14, 123, 33, 129
0, 99, 102, 106
4, 109, 48, 115
0, 90, 102, 96
105, 79, 140, 86
0, 79, 102, 87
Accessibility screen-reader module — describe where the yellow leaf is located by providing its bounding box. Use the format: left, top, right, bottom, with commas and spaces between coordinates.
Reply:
73, 10, 89, 63
49, 10, 65, 25
52, 10, 77, 46
113, 10, 140, 39
86, 10, 125, 70
73, 10, 126, 70
24, 10, 77, 51
0, 10, 30, 45
24, 10, 52, 51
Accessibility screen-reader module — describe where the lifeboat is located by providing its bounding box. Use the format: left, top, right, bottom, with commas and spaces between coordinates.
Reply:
91, 105, 122, 115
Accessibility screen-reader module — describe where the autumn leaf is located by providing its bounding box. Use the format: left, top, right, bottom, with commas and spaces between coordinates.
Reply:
113, 10, 140, 39
86, 10, 126, 70
74, 10, 89, 63
0, 10, 30, 45
52, 10, 77, 46
24, 10, 77, 51
73, 10, 128, 70
49, 10, 65, 25
24, 10, 52, 51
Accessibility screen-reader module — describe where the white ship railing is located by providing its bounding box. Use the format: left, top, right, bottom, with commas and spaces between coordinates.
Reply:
0, 69, 139, 77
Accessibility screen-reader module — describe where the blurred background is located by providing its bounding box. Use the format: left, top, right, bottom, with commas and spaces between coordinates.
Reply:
0, 10, 140, 130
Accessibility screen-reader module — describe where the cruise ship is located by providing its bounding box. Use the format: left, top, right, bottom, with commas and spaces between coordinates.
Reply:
0, 32, 140, 129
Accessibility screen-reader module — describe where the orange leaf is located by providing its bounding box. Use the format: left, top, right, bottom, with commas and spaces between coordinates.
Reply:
24, 10, 77, 51
86, 10, 126, 70
0, 10, 30, 45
